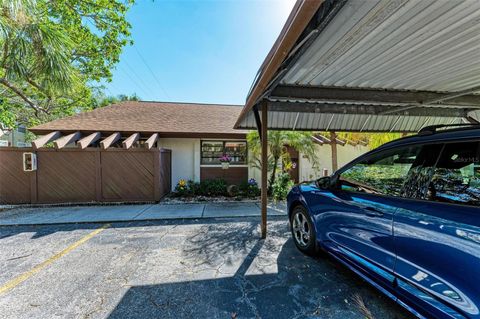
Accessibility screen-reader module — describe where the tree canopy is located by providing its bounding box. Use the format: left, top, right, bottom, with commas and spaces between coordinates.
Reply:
335, 132, 404, 149
94, 92, 140, 108
0, 0, 133, 128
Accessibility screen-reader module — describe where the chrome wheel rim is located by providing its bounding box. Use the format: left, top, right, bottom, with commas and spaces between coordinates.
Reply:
292, 212, 310, 247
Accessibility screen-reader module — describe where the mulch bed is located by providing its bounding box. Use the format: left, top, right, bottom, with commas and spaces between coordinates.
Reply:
160, 194, 260, 204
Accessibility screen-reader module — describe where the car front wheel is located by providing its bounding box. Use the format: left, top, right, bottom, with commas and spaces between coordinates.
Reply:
290, 205, 316, 255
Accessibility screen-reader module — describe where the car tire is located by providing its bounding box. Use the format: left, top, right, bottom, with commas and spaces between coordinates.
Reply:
290, 205, 317, 256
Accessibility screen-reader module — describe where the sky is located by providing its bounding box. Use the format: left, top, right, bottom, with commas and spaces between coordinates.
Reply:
103, 0, 296, 105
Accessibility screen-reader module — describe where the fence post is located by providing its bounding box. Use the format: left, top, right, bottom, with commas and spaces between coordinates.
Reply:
30, 150, 38, 204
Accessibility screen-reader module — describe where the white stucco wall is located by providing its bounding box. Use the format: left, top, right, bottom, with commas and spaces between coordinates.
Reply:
248, 143, 369, 187
337, 144, 369, 170
157, 138, 200, 190
158, 138, 252, 191
299, 144, 369, 182
157, 137, 369, 191
248, 151, 262, 187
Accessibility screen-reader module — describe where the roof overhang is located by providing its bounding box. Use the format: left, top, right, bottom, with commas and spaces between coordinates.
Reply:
28, 129, 247, 140
235, 0, 480, 132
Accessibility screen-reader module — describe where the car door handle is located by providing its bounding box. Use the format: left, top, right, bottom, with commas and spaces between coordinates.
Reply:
364, 207, 384, 217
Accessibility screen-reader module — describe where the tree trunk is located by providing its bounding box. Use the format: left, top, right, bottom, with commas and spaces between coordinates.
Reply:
268, 155, 279, 192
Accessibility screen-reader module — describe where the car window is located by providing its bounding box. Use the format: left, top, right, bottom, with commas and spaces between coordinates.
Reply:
340, 146, 422, 196
400, 144, 444, 199
428, 142, 480, 207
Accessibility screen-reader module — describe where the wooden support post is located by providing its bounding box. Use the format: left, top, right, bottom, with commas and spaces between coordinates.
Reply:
77, 132, 101, 149
261, 101, 268, 239
32, 131, 61, 149
100, 132, 121, 150
122, 132, 140, 149
330, 131, 338, 172
145, 133, 159, 149
54, 132, 81, 149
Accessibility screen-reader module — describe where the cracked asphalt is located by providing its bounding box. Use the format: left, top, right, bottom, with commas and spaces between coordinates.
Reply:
0, 218, 410, 319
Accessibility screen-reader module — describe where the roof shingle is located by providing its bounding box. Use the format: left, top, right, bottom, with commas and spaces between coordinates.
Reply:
30, 101, 248, 137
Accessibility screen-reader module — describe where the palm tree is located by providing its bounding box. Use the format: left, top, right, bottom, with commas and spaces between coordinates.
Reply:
0, 0, 133, 128
247, 131, 319, 189
0, 0, 77, 116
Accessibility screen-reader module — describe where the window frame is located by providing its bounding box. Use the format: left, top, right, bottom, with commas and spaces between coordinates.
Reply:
337, 144, 425, 197
333, 138, 480, 208
200, 140, 248, 166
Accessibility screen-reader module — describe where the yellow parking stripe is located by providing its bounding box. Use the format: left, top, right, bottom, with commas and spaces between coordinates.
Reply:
0, 223, 110, 295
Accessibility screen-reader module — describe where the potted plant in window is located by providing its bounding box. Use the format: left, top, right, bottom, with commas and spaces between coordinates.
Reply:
219, 154, 231, 169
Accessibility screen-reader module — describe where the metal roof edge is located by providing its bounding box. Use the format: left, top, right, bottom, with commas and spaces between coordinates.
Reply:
234, 0, 324, 129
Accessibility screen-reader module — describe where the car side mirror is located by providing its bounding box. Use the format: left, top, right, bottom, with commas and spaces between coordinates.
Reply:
316, 176, 331, 189
316, 175, 340, 190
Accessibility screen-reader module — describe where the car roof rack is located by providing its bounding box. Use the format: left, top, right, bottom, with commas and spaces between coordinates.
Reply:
418, 123, 480, 135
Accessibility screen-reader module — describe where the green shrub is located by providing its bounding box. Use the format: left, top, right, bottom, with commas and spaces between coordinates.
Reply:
239, 179, 261, 198
197, 179, 227, 196
174, 178, 254, 198
187, 180, 201, 195
272, 173, 294, 200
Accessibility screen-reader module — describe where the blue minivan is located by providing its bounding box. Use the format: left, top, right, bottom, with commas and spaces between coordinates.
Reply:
287, 124, 480, 319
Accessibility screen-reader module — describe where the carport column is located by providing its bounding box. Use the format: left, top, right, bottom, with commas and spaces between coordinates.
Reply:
261, 101, 268, 239
330, 131, 338, 172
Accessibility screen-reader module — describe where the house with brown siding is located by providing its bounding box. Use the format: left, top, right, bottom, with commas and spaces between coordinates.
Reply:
30, 101, 253, 190
29, 101, 369, 191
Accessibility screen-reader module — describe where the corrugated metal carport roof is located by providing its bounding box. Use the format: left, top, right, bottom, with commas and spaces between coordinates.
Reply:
235, 0, 480, 132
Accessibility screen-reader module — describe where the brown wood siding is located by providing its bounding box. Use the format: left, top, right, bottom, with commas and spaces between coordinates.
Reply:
0, 149, 31, 204
37, 150, 96, 203
101, 151, 155, 201
0, 147, 171, 204
200, 166, 248, 185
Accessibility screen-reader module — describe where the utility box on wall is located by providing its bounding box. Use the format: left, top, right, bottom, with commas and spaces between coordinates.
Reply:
23, 152, 37, 171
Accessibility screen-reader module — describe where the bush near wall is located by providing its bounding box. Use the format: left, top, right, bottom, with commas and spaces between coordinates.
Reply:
272, 173, 294, 200
239, 179, 261, 198
174, 178, 260, 198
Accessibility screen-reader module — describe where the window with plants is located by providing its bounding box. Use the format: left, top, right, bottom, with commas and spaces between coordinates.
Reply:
201, 141, 247, 165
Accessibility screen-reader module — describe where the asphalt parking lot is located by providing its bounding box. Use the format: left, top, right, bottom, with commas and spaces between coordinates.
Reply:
0, 217, 409, 319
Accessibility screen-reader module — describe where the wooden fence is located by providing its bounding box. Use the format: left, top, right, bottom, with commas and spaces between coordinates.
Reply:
0, 148, 171, 204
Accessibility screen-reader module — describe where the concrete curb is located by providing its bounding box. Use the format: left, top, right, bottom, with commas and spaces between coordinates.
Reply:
0, 202, 287, 227
0, 214, 287, 227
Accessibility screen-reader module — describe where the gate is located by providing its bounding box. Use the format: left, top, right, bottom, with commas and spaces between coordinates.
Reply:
0, 148, 171, 204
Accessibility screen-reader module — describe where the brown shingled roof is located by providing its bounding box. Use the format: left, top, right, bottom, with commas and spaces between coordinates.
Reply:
30, 101, 248, 138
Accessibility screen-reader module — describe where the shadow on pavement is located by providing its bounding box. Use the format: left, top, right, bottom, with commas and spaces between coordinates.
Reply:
106, 220, 409, 319
0, 216, 284, 240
